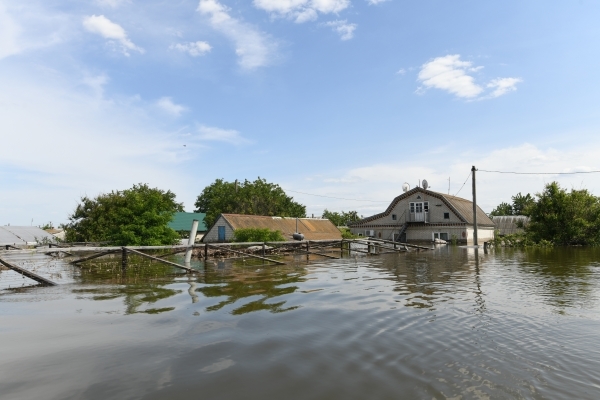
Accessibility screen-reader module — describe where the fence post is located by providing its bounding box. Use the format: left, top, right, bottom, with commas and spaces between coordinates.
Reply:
121, 247, 128, 272
185, 219, 199, 264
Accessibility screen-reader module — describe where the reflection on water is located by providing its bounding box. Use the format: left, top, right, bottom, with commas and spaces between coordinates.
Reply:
198, 264, 306, 315
2, 247, 600, 399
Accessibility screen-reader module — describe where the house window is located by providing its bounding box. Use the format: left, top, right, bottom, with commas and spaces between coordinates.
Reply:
424, 202, 429, 212
444, 212, 450, 219
417, 195, 422, 200
392, 214, 397, 220
410, 202, 415, 213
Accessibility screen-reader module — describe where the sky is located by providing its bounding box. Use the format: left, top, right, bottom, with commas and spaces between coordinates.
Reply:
2, 0, 600, 226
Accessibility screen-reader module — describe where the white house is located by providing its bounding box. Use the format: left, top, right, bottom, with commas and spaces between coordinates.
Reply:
348, 187, 495, 244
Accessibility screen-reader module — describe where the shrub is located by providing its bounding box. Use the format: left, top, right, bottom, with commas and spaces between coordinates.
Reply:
233, 228, 286, 242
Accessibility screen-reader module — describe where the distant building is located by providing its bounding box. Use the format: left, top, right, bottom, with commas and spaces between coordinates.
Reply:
203, 214, 342, 243
0, 226, 57, 246
490, 215, 529, 236
45, 228, 66, 241
168, 212, 207, 238
348, 187, 495, 244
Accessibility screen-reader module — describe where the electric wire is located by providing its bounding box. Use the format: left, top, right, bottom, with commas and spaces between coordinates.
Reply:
454, 171, 471, 197
478, 169, 600, 175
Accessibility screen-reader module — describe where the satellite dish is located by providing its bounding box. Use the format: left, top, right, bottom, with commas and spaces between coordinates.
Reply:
402, 182, 410, 192
422, 179, 429, 190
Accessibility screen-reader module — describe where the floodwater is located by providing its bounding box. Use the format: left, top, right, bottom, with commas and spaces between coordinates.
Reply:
2, 246, 600, 399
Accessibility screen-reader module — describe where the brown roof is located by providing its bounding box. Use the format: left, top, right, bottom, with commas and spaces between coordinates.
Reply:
349, 188, 494, 227
221, 214, 342, 241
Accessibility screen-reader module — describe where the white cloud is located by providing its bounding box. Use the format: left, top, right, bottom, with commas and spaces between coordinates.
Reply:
325, 19, 356, 40
156, 97, 188, 117
417, 54, 521, 99
487, 77, 522, 98
197, 125, 249, 145
396, 68, 406, 75
0, 3, 21, 59
417, 54, 483, 99
170, 41, 212, 57
366, 0, 388, 4
0, 2, 71, 60
82, 14, 144, 56
253, 0, 350, 23
197, 0, 275, 69
95, 0, 130, 8
82, 73, 109, 97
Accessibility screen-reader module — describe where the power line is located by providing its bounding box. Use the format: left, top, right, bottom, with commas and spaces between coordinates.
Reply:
454, 171, 471, 197
478, 169, 600, 175
284, 189, 389, 203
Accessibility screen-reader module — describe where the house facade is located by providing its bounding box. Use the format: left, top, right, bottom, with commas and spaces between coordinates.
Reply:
203, 214, 342, 243
348, 188, 495, 244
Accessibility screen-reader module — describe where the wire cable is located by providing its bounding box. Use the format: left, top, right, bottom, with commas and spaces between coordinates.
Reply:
454, 171, 471, 197
478, 169, 600, 175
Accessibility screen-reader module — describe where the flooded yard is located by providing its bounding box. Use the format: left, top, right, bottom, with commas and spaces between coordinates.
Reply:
2, 247, 600, 399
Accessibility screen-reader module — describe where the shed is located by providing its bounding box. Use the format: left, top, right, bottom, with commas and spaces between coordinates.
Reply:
491, 215, 529, 236
0, 226, 57, 246
203, 214, 342, 243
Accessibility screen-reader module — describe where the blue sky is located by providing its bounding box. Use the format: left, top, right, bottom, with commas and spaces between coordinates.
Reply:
2, 0, 600, 225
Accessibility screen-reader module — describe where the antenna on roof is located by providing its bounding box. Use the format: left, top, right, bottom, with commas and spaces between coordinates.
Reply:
422, 179, 429, 190
402, 182, 410, 192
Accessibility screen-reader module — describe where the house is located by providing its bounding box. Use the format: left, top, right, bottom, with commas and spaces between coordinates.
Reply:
168, 212, 207, 240
348, 187, 495, 244
203, 214, 342, 243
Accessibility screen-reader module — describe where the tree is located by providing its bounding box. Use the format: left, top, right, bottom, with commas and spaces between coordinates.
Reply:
488, 192, 535, 216
511, 192, 535, 216
489, 202, 513, 216
195, 178, 306, 228
526, 182, 600, 245
322, 209, 361, 226
64, 183, 183, 245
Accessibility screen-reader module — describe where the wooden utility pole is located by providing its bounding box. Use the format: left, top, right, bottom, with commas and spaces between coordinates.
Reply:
472, 165, 478, 246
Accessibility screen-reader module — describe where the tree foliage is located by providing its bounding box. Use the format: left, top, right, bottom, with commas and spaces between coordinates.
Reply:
489, 192, 535, 216
526, 182, 600, 246
64, 183, 183, 245
322, 209, 361, 227
194, 178, 306, 228
233, 228, 286, 242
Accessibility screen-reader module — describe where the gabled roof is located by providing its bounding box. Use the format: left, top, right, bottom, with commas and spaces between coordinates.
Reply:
349, 188, 494, 227
219, 214, 342, 241
168, 212, 207, 232
0, 226, 56, 245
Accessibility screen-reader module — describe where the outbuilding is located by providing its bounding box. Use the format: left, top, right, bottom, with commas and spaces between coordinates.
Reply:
203, 214, 342, 243
348, 187, 495, 244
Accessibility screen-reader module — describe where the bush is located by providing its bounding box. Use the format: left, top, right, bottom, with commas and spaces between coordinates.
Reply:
339, 227, 358, 239
233, 228, 286, 242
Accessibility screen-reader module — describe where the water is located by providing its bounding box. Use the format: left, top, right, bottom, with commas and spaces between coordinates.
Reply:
2, 247, 600, 399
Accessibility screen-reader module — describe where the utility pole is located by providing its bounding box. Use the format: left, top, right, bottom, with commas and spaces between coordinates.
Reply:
471, 165, 478, 246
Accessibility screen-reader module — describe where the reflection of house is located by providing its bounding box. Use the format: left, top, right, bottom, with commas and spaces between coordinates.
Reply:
491, 215, 529, 236
203, 214, 342, 243
348, 187, 495, 244
168, 212, 207, 240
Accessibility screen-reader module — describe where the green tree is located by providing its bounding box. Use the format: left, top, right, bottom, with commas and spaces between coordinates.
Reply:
527, 182, 600, 245
322, 209, 361, 226
64, 183, 183, 245
511, 192, 535, 215
195, 178, 306, 228
489, 202, 513, 216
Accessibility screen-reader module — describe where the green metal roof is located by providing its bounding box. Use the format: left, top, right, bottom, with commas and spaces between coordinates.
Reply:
168, 212, 207, 232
